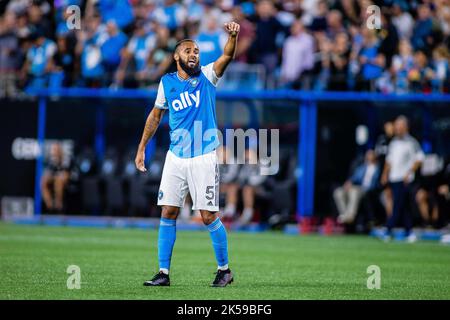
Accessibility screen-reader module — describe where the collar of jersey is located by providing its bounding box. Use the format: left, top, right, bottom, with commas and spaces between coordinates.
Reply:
176, 72, 190, 81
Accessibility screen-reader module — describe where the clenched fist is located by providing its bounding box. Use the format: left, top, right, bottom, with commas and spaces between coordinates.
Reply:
224, 22, 240, 37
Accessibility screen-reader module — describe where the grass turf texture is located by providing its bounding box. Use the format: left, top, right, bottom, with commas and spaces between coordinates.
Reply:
0, 222, 449, 300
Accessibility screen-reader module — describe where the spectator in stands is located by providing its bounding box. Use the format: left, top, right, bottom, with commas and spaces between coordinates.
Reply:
100, 20, 128, 86
21, 27, 56, 89
326, 9, 346, 40
195, 17, 227, 66
411, 4, 436, 55
381, 116, 425, 242
152, 0, 187, 33
49, 36, 76, 88
248, 0, 286, 87
146, 25, 174, 84
430, 45, 450, 92
230, 5, 255, 63
333, 149, 380, 225
0, 11, 20, 97
309, 0, 328, 33
325, 32, 351, 91
97, 0, 135, 32
76, 14, 106, 87
435, 0, 450, 41
41, 142, 73, 213
27, 2, 51, 38
378, 12, 399, 69
390, 39, 414, 93
280, 20, 314, 89
357, 28, 385, 91
408, 50, 434, 93
198, 0, 231, 33
391, 2, 414, 40
115, 20, 156, 88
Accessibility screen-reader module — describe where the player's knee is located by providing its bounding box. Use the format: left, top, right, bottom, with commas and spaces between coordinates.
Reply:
200, 211, 217, 225
161, 206, 179, 220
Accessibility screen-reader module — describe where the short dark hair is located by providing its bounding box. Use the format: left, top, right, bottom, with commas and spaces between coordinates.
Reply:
174, 39, 197, 53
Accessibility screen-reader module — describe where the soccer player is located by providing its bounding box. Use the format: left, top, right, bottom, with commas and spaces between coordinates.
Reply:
135, 22, 240, 287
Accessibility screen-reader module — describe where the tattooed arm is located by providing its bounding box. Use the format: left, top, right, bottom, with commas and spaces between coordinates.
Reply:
135, 107, 165, 172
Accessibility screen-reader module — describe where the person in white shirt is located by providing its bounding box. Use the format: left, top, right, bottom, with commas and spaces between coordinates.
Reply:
381, 116, 425, 242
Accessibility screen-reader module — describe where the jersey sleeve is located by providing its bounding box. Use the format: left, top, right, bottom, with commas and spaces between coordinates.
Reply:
154, 80, 168, 109
201, 62, 221, 87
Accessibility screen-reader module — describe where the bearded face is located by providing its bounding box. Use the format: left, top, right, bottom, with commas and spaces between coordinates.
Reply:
175, 41, 201, 76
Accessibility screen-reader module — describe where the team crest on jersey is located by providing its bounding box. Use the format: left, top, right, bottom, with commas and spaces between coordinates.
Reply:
189, 78, 199, 87
158, 190, 164, 200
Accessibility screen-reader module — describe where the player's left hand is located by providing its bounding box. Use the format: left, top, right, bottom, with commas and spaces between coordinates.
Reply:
224, 22, 240, 37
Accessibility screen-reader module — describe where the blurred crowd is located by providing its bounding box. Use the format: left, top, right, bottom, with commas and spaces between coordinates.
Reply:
1, 0, 450, 96
333, 116, 450, 238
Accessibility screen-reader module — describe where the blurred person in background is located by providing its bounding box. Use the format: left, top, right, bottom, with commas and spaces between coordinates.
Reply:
325, 9, 346, 41
309, 0, 328, 33
234, 148, 267, 226
20, 27, 56, 89
27, 1, 51, 38
100, 20, 128, 87
41, 142, 73, 213
391, 2, 414, 40
381, 116, 425, 242
280, 19, 314, 89
97, 0, 135, 32
436, 160, 450, 228
115, 19, 157, 88
230, 5, 255, 63
145, 25, 175, 84
408, 50, 434, 93
415, 155, 442, 229
324, 32, 351, 91
248, 0, 287, 88
411, 3, 441, 56
390, 39, 414, 93
375, 121, 395, 218
49, 35, 76, 88
217, 146, 241, 222
357, 28, 385, 91
430, 45, 450, 93
333, 149, 380, 225
195, 17, 228, 66
152, 0, 187, 33
0, 11, 21, 97
378, 11, 399, 70
76, 14, 106, 87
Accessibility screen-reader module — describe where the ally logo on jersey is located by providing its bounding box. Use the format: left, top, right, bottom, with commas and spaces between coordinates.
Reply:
171, 90, 200, 111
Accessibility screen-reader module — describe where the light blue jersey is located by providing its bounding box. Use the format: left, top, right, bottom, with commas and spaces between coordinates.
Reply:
154, 63, 221, 158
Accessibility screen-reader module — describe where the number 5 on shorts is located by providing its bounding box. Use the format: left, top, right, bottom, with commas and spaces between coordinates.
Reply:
206, 186, 214, 200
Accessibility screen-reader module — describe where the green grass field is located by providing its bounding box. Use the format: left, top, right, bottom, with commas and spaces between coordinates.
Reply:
0, 222, 449, 300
